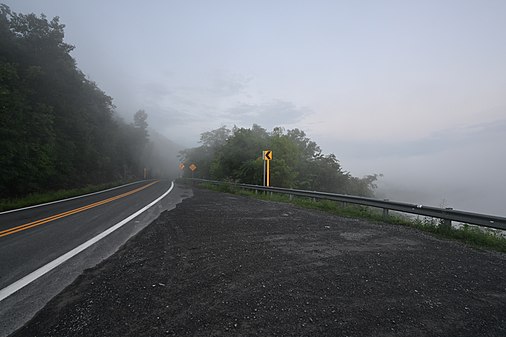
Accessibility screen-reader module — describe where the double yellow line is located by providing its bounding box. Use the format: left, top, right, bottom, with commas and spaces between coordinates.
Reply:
0, 181, 159, 238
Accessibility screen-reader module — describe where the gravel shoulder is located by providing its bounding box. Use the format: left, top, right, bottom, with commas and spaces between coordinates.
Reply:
11, 187, 506, 337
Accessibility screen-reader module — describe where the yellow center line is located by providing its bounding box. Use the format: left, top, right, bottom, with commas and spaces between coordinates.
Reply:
0, 180, 159, 238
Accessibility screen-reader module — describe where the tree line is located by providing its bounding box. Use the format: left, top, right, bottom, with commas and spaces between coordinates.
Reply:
0, 5, 162, 198
0, 5, 377, 199
180, 125, 380, 197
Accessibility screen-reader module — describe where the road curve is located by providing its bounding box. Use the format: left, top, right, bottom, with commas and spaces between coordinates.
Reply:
0, 180, 192, 337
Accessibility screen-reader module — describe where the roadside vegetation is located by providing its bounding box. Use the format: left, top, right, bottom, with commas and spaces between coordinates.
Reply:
194, 181, 506, 253
0, 181, 130, 212
0, 5, 176, 201
180, 125, 380, 197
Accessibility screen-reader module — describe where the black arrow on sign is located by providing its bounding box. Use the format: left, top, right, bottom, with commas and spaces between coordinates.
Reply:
265, 151, 272, 160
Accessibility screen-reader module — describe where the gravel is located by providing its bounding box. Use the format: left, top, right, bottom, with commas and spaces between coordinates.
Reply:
11, 187, 506, 336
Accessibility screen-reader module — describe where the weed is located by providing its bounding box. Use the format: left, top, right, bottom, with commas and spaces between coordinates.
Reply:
0, 181, 129, 212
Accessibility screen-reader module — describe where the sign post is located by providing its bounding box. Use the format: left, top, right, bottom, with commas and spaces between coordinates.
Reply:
178, 163, 185, 178
189, 163, 197, 179
262, 150, 272, 186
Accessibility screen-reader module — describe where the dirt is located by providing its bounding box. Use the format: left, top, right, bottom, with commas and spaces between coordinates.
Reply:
11, 187, 506, 336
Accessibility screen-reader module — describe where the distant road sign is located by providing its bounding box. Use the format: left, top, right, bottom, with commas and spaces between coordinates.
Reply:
189, 163, 197, 172
179, 163, 185, 170
263, 150, 272, 161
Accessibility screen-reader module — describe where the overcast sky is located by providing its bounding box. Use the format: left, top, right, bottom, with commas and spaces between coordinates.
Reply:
5, 0, 506, 215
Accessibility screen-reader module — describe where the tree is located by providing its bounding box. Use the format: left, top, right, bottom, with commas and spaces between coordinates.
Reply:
180, 124, 380, 196
200, 125, 231, 150
134, 109, 148, 135
0, 5, 169, 198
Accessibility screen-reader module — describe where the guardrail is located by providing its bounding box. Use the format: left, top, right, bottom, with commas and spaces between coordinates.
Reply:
185, 178, 506, 231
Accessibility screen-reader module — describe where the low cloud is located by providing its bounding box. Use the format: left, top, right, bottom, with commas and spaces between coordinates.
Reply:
328, 118, 506, 160
208, 73, 251, 97
334, 118, 506, 216
222, 100, 310, 128
142, 82, 172, 99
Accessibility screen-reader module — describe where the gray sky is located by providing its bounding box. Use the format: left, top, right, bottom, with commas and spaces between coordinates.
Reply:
5, 0, 506, 215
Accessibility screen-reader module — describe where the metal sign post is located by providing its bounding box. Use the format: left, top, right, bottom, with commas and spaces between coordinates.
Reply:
263, 159, 266, 186
179, 163, 185, 178
262, 150, 272, 187
189, 163, 197, 179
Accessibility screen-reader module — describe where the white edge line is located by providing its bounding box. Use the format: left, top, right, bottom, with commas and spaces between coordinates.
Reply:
0, 180, 150, 215
0, 181, 175, 302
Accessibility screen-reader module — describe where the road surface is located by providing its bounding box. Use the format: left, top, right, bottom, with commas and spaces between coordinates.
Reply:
0, 180, 192, 336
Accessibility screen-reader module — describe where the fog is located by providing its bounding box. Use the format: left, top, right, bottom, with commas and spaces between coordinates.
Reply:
146, 129, 183, 180
321, 118, 506, 216
4, 0, 505, 216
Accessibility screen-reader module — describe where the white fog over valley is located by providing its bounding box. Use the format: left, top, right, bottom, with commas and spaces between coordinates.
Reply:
5, 0, 506, 216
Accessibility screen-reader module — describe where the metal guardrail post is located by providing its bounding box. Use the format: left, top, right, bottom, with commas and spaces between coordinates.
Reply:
383, 199, 389, 218
441, 207, 453, 229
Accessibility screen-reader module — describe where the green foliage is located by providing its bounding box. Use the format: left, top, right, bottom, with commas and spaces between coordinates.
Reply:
133, 109, 149, 141
181, 125, 379, 196
0, 5, 159, 198
0, 180, 127, 212
408, 219, 506, 252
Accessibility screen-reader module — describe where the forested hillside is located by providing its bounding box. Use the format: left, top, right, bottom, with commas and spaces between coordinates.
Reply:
180, 125, 380, 197
0, 5, 377, 199
0, 5, 174, 198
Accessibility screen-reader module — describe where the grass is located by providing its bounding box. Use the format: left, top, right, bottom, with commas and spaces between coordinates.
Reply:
0, 181, 129, 212
193, 181, 506, 253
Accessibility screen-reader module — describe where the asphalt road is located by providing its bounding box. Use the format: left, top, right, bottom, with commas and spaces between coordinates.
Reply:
0, 180, 192, 337
10, 188, 506, 337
